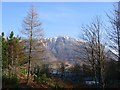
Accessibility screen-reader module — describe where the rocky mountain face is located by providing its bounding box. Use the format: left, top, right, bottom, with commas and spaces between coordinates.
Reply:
43, 36, 117, 65
36, 36, 117, 65
45, 36, 80, 61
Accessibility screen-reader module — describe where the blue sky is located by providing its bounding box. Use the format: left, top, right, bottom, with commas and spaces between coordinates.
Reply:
2, 2, 114, 38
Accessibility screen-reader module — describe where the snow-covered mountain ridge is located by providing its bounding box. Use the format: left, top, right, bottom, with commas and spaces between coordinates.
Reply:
42, 36, 117, 64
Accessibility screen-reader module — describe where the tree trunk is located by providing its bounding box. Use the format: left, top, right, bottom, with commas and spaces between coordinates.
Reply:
27, 34, 32, 85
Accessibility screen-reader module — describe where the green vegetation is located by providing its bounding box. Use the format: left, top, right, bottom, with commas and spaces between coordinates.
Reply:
2, 74, 20, 88
19, 66, 27, 75
33, 65, 49, 84
1, 2, 120, 89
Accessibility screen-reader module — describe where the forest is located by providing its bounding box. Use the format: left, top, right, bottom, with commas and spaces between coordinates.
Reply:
1, 2, 120, 89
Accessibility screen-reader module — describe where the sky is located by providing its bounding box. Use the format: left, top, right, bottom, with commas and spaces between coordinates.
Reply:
2, 2, 115, 38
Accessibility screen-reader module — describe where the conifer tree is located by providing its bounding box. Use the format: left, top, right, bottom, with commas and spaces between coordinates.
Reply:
21, 4, 43, 85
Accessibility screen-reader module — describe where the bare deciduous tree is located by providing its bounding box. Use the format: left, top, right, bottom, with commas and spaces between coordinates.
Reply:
79, 16, 107, 88
21, 4, 43, 85
108, 2, 120, 66
107, 2, 120, 85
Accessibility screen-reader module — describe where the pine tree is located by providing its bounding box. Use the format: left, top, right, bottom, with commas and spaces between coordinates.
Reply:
1, 32, 7, 69
2, 31, 26, 77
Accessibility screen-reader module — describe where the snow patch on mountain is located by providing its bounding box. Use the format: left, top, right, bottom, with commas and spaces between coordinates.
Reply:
42, 36, 118, 64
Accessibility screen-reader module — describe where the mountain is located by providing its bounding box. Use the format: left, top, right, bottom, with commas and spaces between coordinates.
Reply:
45, 36, 79, 61
43, 36, 117, 65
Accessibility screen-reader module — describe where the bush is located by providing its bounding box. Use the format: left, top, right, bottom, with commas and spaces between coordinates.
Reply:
35, 73, 47, 84
2, 74, 20, 87
41, 73, 47, 82
19, 67, 27, 74
48, 82, 61, 89
33, 65, 50, 84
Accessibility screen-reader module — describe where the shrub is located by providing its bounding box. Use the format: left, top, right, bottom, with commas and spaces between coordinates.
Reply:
35, 73, 47, 84
19, 67, 27, 74
48, 82, 61, 89
2, 74, 20, 87
33, 65, 50, 84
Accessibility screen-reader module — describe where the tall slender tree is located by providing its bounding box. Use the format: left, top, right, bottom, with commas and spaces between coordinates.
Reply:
1, 32, 7, 69
108, 2, 120, 63
107, 2, 120, 85
21, 4, 43, 85
1, 31, 25, 77
80, 16, 106, 88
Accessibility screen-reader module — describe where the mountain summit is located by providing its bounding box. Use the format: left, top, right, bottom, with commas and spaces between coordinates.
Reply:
42, 36, 118, 65
44, 36, 88, 64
